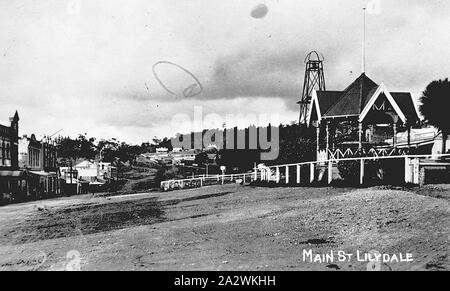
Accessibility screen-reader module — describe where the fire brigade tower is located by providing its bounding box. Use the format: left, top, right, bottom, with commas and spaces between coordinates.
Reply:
298, 51, 326, 124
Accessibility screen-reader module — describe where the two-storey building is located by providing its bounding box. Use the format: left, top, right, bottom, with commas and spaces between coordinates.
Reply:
0, 111, 26, 203
18, 134, 59, 200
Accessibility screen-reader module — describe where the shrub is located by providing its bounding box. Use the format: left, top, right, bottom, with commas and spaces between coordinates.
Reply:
337, 160, 360, 184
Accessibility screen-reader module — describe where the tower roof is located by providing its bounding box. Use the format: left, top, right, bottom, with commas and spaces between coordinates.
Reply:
10, 110, 19, 122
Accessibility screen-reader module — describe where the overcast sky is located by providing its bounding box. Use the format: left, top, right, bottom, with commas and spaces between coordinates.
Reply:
1, 0, 449, 144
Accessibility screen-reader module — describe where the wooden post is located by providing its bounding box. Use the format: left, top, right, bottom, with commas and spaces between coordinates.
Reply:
254, 167, 258, 181
407, 125, 411, 149
296, 164, 301, 184
413, 158, 420, 184
310, 163, 315, 183
316, 125, 320, 157
404, 157, 411, 184
393, 123, 397, 149
419, 167, 426, 186
285, 166, 289, 184
326, 122, 330, 159
276, 167, 280, 183
222, 174, 224, 184
328, 161, 333, 185
358, 122, 363, 150
360, 159, 364, 185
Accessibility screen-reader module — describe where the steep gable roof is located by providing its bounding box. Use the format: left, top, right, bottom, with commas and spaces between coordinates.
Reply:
316, 91, 343, 115
75, 160, 96, 168
390, 92, 420, 124
310, 73, 420, 125
323, 73, 378, 118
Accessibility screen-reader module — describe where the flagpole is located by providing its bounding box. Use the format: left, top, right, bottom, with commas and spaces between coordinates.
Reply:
362, 8, 366, 74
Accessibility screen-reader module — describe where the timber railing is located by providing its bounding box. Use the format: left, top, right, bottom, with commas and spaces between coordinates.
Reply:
161, 154, 450, 191
160, 172, 260, 191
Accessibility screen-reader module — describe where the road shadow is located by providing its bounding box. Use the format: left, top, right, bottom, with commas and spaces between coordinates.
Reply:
2, 191, 233, 245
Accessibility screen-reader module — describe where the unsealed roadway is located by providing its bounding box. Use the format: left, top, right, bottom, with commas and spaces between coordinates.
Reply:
0, 184, 448, 271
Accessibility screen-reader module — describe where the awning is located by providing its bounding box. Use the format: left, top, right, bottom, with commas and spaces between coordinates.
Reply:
0, 170, 24, 178
90, 181, 105, 186
29, 171, 57, 177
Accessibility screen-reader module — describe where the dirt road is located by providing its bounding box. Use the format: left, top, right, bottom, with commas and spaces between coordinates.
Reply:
0, 184, 448, 271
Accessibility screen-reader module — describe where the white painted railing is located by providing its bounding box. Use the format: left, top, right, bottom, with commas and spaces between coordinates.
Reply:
160, 172, 260, 191
161, 154, 450, 191
260, 154, 450, 186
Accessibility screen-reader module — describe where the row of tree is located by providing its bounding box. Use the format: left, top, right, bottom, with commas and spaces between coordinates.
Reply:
55, 134, 172, 166
54, 78, 449, 171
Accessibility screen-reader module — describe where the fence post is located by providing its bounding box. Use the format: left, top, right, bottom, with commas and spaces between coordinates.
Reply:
328, 161, 333, 185
285, 166, 289, 184
419, 167, 426, 186
200, 178, 203, 187
222, 174, 224, 185
413, 158, 420, 184
360, 159, 364, 185
310, 163, 314, 184
404, 157, 411, 184
254, 168, 258, 181
243, 174, 246, 183
296, 164, 301, 184
276, 167, 280, 183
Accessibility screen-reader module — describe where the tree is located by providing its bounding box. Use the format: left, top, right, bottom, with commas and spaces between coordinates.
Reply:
420, 78, 450, 157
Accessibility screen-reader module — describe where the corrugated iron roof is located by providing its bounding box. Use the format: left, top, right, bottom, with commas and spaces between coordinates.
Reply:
391, 92, 420, 123
316, 91, 343, 115
314, 73, 419, 123
323, 73, 378, 117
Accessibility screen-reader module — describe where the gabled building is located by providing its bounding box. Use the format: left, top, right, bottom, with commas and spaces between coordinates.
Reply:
60, 160, 117, 194
306, 73, 420, 160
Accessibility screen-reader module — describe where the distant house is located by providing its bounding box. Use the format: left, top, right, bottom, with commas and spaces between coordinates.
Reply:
60, 160, 117, 194
74, 160, 98, 182
156, 147, 169, 153
98, 162, 117, 180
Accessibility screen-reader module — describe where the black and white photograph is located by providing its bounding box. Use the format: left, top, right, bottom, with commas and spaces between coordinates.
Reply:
0, 0, 449, 277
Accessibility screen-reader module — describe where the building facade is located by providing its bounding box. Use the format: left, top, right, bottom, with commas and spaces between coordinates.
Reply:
0, 111, 24, 203
17, 134, 59, 200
